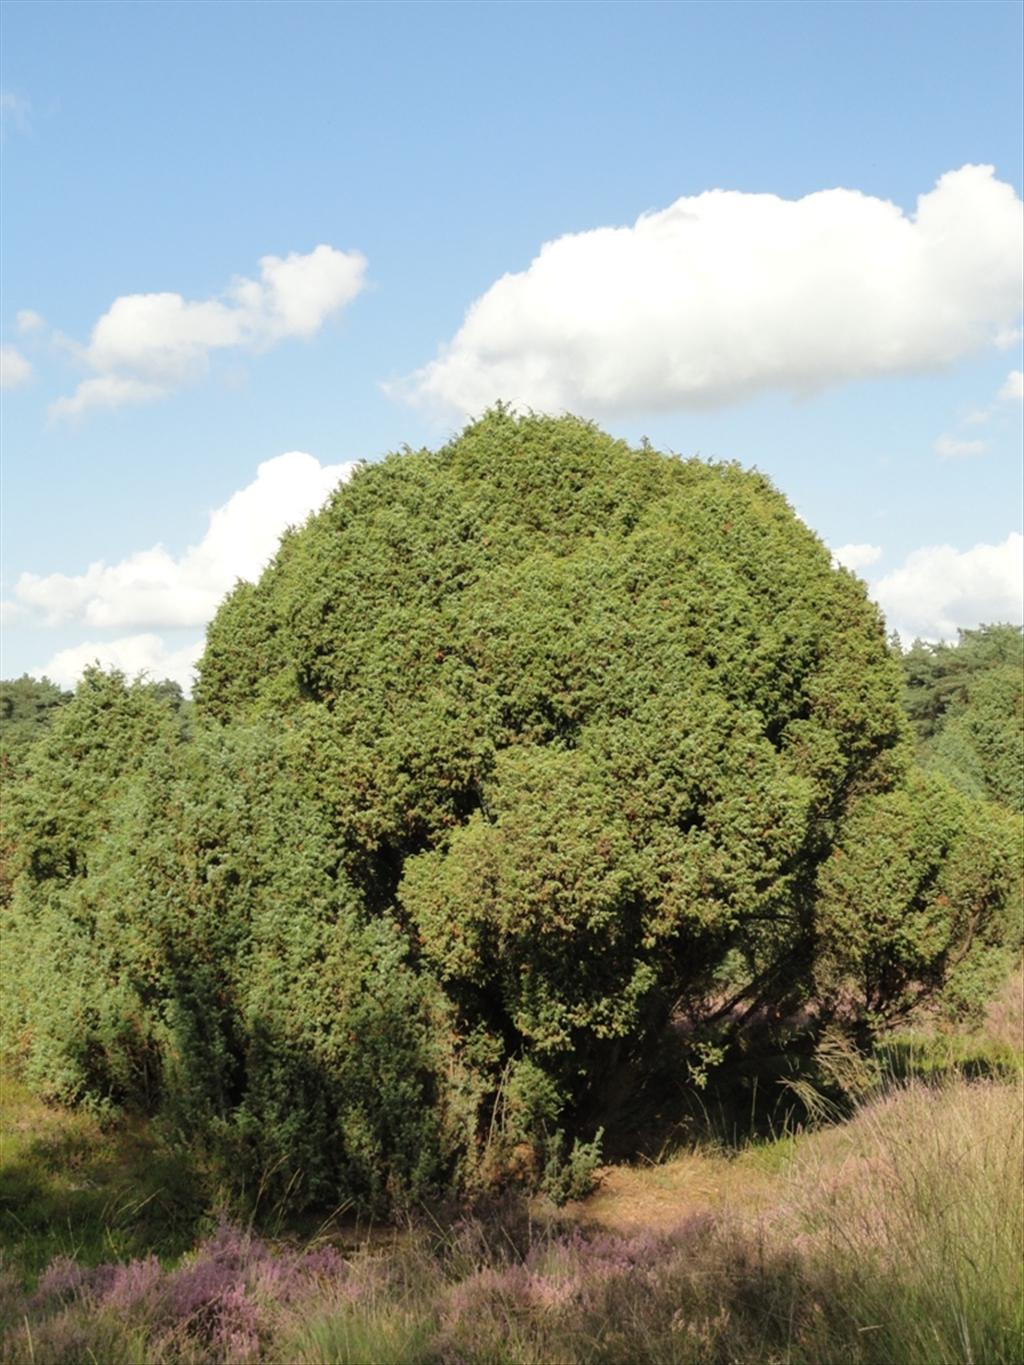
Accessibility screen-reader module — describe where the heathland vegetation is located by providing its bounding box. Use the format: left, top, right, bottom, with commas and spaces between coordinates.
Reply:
1, 411, 1021, 1363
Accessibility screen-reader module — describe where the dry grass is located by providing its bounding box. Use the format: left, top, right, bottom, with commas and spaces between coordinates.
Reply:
553, 1144, 780, 1233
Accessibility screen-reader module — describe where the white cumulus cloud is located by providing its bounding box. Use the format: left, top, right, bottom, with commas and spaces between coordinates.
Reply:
871, 532, 1024, 642
52, 375, 169, 417
999, 369, 1023, 401
52, 244, 368, 418
16, 309, 44, 334
15, 450, 356, 629
934, 434, 987, 459
1, 344, 33, 389
395, 165, 1023, 416
38, 634, 206, 693
832, 543, 883, 572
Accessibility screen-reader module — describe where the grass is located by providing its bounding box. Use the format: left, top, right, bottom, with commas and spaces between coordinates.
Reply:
1, 977, 1021, 1363
778, 1079, 1023, 1364
0, 1065, 205, 1284
877, 969, 1024, 1083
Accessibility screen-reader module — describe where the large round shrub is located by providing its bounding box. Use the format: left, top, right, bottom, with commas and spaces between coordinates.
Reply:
195, 410, 916, 1156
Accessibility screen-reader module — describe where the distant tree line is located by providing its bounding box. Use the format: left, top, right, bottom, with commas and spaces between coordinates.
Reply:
898, 625, 1023, 813
2, 411, 1020, 1214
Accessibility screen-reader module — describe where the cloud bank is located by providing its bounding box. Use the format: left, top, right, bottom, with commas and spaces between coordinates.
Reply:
40, 634, 207, 693
396, 165, 1023, 416
52, 245, 367, 418
832, 543, 883, 572
872, 532, 1023, 642
18, 451, 355, 631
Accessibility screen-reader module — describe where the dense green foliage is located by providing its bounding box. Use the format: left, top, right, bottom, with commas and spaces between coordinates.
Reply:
1, 676, 71, 905
0, 675, 70, 765
899, 624, 1023, 812
3, 412, 1020, 1214
815, 768, 1019, 1025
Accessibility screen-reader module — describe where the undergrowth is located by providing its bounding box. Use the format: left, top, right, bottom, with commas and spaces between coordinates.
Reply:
2, 972, 1020, 1363
2, 1072, 1020, 1363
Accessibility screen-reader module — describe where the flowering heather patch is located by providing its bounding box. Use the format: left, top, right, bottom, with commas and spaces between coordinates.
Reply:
433, 1214, 727, 1363
4, 1215, 731, 1364
5, 1222, 357, 1364
101, 1255, 164, 1313
162, 1239, 263, 1358
33, 1255, 90, 1303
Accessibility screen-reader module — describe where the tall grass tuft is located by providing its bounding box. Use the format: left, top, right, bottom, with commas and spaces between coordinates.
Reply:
780, 1077, 1024, 1364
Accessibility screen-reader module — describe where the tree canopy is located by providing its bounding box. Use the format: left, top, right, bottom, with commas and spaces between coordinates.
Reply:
0, 675, 70, 766
899, 625, 1023, 812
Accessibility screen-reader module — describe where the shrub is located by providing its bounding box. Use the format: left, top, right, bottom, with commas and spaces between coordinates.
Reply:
1, 670, 184, 1106
900, 624, 1024, 812
195, 410, 917, 1162
815, 768, 1022, 1030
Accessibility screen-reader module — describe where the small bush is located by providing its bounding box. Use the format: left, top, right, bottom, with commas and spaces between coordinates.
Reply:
539, 1130, 605, 1206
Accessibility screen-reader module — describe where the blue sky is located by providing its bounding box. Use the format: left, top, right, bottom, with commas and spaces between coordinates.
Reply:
2, 0, 1022, 688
